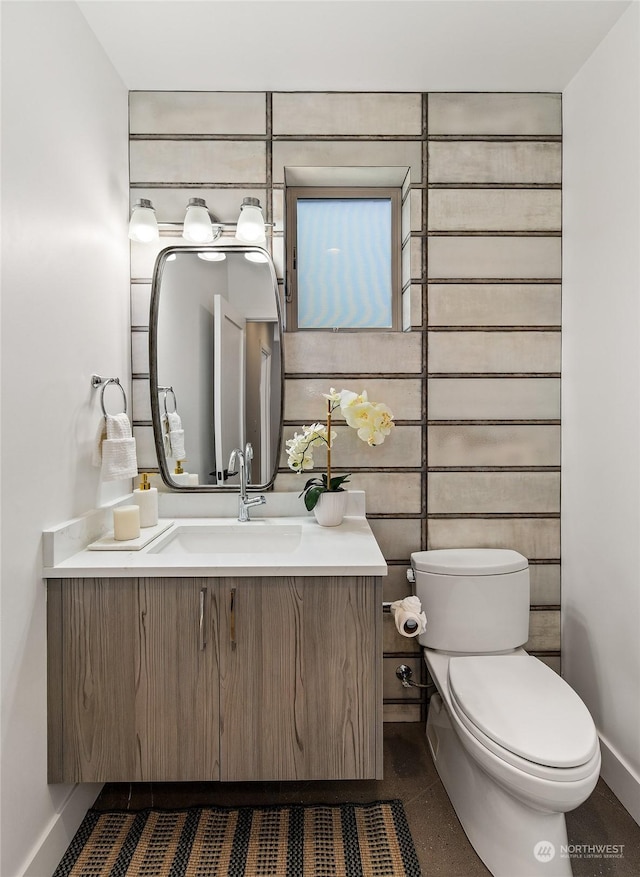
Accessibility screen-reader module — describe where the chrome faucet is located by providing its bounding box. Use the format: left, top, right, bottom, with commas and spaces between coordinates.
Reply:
228, 447, 266, 522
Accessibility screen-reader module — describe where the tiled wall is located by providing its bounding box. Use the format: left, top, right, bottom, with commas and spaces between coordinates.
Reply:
129, 92, 561, 720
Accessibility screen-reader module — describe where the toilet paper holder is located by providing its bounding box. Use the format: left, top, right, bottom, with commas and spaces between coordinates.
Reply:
382, 601, 420, 635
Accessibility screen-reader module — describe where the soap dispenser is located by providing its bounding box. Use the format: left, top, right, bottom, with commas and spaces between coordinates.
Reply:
133, 473, 158, 528
173, 459, 190, 487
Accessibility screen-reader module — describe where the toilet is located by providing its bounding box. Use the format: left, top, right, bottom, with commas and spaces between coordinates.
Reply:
412, 548, 601, 877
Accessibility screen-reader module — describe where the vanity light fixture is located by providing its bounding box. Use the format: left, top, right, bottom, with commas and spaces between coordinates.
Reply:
244, 251, 269, 263
182, 198, 221, 244
128, 198, 159, 243
235, 197, 266, 244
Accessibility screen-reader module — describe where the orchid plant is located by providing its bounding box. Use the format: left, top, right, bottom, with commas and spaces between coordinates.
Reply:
286, 388, 395, 511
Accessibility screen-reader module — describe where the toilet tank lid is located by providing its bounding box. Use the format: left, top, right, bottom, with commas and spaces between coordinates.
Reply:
411, 548, 528, 575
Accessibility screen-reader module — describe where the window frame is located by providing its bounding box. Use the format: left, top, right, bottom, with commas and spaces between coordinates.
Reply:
285, 186, 402, 332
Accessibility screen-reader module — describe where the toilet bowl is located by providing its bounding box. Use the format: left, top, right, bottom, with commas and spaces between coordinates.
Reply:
412, 548, 601, 877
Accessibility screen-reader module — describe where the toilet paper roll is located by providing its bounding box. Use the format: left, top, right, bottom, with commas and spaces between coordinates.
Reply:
390, 595, 427, 638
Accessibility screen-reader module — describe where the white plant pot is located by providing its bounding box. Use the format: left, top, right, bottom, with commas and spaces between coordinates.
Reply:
313, 490, 348, 527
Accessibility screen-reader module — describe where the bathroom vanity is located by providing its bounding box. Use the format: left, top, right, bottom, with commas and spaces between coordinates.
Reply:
45, 499, 385, 784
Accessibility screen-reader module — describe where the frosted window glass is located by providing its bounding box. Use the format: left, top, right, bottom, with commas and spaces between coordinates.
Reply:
297, 199, 393, 329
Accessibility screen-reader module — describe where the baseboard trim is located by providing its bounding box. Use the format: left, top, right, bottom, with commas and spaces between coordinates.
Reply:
21, 783, 102, 877
598, 734, 640, 827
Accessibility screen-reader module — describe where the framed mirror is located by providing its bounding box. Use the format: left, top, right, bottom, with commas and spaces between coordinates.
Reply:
150, 245, 283, 490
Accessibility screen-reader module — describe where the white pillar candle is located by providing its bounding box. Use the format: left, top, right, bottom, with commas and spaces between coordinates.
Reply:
187, 473, 199, 486
113, 505, 140, 541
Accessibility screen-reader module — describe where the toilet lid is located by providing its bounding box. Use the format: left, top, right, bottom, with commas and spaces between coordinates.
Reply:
448, 656, 599, 768
411, 548, 528, 576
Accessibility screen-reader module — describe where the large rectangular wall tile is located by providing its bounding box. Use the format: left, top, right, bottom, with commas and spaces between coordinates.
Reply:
284, 377, 423, 421
131, 283, 151, 327
285, 331, 422, 374
383, 704, 421, 722
530, 564, 561, 605
403, 285, 423, 330
428, 141, 561, 184
130, 187, 267, 223
131, 331, 149, 374
384, 657, 422, 700
428, 424, 561, 467
345, 473, 422, 514
428, 331, 561, 374
428, 378, 560, 420
410, 189, 422, 232
411, 237, 423, 280
274, 472, 422, 514
384, 565, 421, 603
130, 91, 267, 135
428, 93, 561, 136
272, 141, 422, 183
281, 424, 422, 469
525, 610, 560, 652
429, 190, 561, 232
132, 379, 151, 421
384, 616, 422, 654
427, 518, 560, 560
130, 140, 266, 184
132, 426, 156, 470
428, 284, 561, 327
427, 472, 560, 514
368, 518, 423, 562
272, 92, 422, 136
428, 237, 561, 280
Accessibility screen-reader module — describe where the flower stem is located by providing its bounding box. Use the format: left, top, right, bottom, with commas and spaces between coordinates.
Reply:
326, 398, 332, 487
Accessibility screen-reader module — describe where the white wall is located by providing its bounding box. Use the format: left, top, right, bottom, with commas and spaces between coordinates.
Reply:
562, 2, 640, 823
0, 3, 130, 874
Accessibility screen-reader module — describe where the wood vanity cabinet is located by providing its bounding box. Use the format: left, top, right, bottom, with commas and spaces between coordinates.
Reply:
48, 574, 382, 784
47, 577, 220, 783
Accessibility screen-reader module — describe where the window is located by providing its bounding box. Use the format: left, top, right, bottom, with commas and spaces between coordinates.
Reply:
285, 187, 401, 331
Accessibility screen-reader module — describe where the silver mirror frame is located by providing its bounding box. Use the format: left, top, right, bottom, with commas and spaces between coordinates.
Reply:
149, 244, 284, 491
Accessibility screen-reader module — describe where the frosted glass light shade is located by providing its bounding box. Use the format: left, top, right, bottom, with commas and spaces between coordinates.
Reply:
244, 251, 269, 263
236, 197, 266, 243
183, 198, 214, 243
198, 251, 226, 262
129, 199, 159, 242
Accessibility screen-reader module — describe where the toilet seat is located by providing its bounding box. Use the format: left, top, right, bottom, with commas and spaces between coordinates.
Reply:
447, 655, 599, 780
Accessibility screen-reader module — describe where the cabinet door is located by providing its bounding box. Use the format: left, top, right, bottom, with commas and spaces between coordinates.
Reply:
49, 577, 219, 783
219, 575, 382, 781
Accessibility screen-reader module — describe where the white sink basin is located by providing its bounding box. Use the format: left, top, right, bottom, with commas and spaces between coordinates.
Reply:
148, 521, 303, 555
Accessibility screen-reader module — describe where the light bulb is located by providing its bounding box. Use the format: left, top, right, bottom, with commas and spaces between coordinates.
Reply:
236, 197, 266, 243
183, 198, 214, 243
198, 251, 227, 262
128, 199, 158, 242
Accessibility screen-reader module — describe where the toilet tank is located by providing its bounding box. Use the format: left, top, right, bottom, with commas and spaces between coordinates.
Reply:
411, 548, 530, 653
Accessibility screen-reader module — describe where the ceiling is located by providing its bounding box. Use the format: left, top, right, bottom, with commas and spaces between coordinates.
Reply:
77, 0, 632, 93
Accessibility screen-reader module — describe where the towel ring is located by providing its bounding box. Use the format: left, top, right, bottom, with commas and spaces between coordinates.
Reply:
159, 386, 177, 415
92, 374, 127, 417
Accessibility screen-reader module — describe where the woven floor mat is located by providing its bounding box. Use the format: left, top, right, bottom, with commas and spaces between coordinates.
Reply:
53, 799, 422, 876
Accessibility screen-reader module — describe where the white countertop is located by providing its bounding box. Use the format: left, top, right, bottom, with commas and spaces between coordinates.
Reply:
43, 492, 387, 579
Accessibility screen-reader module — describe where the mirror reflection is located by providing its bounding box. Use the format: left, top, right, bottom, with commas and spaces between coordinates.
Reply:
150, 246, 283, 490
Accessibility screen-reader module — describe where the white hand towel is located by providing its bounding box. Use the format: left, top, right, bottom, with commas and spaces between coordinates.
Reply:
92, 419, 107, 467
166, 411, 186, 460
161, 414, 170, 455
101, 437, 138, 482
390, 595, 427, 638
93, 413, 138, 481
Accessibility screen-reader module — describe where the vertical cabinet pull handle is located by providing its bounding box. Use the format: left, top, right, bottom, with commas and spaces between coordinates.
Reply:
230, 587, 237, 651
199, 588, 206, 651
